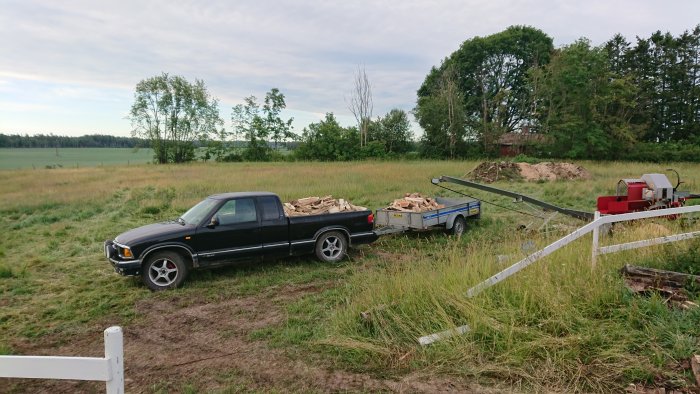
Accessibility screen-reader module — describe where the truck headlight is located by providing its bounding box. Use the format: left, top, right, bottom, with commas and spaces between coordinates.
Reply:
121, 247, 134, 259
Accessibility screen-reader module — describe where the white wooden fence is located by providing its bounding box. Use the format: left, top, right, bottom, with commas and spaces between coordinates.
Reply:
466, 205, 700, 298
591, 206, 700, 265
0, 326, 124, 393
420, 205, 700, 345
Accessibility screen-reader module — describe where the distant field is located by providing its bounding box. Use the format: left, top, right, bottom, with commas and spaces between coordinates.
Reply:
0, 148, 153, 169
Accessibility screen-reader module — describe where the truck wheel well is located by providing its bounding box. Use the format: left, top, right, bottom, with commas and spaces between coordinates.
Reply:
141, 246, 194, 269
323, 229, 349, 245
314, 227, 350, 244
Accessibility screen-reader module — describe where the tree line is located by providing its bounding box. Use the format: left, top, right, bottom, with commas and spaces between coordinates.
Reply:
8, 25, 699, 163
0, 134, 150, 148
416, 24, 700, 160
127, 73, 414, 163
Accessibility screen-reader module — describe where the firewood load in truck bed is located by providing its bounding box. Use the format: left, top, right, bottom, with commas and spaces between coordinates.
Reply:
283, 195, 367, 216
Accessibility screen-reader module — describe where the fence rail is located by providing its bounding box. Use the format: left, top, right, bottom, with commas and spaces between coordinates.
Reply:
591, 205, 700, 264
0, 326, 124, 393
467, 205, 700, 298
420, 205, 700, 345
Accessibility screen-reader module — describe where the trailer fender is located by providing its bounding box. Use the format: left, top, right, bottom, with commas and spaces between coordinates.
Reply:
445, 213, 464, 230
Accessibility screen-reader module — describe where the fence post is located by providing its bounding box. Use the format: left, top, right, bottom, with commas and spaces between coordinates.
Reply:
104, 326, 124, 394
591, 211, 601, 268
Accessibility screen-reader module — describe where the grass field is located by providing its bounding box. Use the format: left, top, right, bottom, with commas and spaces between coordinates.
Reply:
0, 148, 154, 169
1, 161, 699, 392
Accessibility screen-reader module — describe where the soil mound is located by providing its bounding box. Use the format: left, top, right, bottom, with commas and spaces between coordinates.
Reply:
468, 161, 590, 183
467, 162, 523, 183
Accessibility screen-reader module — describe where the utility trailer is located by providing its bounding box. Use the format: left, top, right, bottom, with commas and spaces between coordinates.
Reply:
374, 197, 480, 236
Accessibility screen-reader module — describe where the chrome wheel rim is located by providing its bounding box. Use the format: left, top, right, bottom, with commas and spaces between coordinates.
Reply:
149, 258, 178, 286
321, 236, 342, 259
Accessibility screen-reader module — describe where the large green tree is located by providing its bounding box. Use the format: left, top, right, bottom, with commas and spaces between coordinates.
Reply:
416, 26, 553, 156
415, 63, 469, 158
621, 26, 700, 142
229, 88, 295, 161
295, 113, 359, 161
129, 73, 222, 163
368, 109, 413, 154
531, 39, 640, 159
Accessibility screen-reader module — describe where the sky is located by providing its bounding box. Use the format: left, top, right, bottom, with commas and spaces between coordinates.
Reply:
1, 0, 699, 137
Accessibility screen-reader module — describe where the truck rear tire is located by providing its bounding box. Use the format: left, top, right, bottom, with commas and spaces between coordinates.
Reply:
142, 250, 188, 291
315, 231, 347, 263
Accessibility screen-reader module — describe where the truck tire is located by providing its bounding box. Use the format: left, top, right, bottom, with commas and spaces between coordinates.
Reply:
450, 216, 466, 237
315, 231, 347, 263
142, 250, 188, 291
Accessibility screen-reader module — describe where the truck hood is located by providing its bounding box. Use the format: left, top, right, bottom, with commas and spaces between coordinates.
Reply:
114, 221, 193, 246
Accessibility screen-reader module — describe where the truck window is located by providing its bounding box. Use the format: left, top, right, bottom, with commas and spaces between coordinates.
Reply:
259, 196, 282, 220
215, 198, 257, 225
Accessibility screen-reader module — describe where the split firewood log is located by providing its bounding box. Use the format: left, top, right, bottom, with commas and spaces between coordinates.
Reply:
283, 195, 367, 216
385, 193, 445, 212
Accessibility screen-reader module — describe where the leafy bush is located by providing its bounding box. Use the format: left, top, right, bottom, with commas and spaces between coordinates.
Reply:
359, 141, 386, 159
512, 154, 541, 164
403, 151, 420, 160
294, 113, 361, 161
218, 152, 243, 162
620, 142, 700, 162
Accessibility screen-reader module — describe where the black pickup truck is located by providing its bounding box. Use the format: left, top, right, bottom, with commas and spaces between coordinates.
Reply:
104, 192, 377, 290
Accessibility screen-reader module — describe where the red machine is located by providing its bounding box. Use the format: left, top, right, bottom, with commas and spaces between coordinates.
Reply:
597, 171, 699, 215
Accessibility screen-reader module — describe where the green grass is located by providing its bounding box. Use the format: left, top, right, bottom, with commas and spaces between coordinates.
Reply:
0, 147, 154, 169
1, 160, 699, 392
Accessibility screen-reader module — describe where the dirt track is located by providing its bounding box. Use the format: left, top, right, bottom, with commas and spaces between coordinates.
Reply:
3, 280, 501, 393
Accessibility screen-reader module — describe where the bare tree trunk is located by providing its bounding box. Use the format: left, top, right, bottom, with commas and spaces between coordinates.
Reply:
440, 64, 461, 159
348, 66, 373, 148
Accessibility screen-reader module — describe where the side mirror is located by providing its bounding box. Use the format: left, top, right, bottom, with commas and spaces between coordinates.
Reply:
208, 216, 219, 228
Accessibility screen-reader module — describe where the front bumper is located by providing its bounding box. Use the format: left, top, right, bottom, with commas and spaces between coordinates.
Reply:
104, 240, 141, 276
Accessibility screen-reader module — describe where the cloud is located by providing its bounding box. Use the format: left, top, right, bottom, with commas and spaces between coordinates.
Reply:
1, 0, 699, 135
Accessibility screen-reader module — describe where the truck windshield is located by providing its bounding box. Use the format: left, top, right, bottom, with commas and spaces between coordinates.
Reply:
179, 198, 220, 226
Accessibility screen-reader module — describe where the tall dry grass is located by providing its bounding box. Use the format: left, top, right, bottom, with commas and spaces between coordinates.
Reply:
324, 209, 700, 392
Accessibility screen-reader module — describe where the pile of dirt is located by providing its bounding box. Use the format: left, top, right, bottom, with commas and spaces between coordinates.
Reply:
467, 162, 522, 183
516, 162, 591, 181
467, 161, 590, 183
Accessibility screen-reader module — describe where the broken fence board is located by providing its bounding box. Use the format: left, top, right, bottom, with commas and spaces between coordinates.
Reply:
418, 325, 470, 346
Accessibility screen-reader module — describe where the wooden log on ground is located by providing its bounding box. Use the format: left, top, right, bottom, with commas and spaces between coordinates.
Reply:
621, 264, 700, 289
621, 264, 700, 306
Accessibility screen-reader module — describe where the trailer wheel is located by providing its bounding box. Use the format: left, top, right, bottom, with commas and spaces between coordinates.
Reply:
450, 216, 466, 237
315, 231, 347, 263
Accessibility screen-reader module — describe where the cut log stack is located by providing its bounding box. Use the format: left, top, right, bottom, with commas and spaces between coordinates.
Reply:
283, 195, 367, 216
621, 264, 700, 309
385, 193, 445, 213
